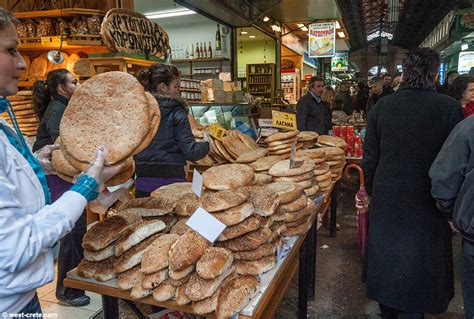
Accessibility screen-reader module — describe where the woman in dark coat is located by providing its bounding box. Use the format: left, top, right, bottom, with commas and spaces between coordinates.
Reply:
361, 48, 464, 318
135, 64, 209, 197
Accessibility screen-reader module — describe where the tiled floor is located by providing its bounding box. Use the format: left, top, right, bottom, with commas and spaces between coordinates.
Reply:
37, 264, 102, 319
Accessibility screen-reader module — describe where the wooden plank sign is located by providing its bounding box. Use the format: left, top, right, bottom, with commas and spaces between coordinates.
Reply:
100, 9, 169, 57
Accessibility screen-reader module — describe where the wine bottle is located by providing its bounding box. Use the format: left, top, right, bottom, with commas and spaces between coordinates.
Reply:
208, 41, 212, 58
215, 24, 222, 57
201, 42, 207, 59
196, 42, 200, 59
189, 44, 194, 59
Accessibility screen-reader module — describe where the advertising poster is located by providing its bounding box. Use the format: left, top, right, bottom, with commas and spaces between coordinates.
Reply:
458, 51, 474, 74
308, 22, 336, 58
331, 51, 349, 71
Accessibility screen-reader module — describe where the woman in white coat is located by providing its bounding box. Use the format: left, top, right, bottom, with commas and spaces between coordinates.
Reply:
0, 7, 123, 315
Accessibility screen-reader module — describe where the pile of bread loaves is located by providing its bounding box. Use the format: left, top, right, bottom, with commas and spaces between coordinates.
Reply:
76, 163, 320, 317
51, 71, 161, 186
3, 90, 38, 136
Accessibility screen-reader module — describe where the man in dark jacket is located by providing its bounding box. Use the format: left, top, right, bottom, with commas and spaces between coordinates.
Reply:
335, 83, 353, 115
296, 76, 327, 134
430, 115, 474, 319
361, 48, 464, 317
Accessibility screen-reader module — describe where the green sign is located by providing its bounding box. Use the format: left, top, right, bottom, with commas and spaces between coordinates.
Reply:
331, 51, 349, 72
456, 8, 474, 33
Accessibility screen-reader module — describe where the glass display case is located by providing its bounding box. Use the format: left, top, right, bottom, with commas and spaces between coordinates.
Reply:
188, 102, 257, 132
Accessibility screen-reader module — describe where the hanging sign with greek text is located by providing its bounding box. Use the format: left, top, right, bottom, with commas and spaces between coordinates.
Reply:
100, 9, 169, 57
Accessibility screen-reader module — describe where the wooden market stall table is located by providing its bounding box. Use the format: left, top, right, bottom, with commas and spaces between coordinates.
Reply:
65, 186, 335, 319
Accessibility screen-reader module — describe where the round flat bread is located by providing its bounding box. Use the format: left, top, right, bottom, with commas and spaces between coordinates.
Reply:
57, 172, 73, 183
268, 160, 314, 177
296, 179, 313, 189
317, 135, 347, 149
304, 184, 320, 197
52, 138, 80, 177
266, 130, 300, 143
318, 178, 332, 188
150, 182, 193, 211
201, 190, 249, 212
277, 194, 308, 213
314, 163, 330, 175
273, 170, 314, 182
297, 131, 319, 142
326, 155, 344, 161
265, 182, 304, 204
269, 147, 292, 155
105, 161, 135, 186
254, 173, 272, 185
132, 92, 161, 155
327, 160, 342, 166
214, 139, 235, 163
249, 155, 284, 172
318, 146, 345, 157
296, 148, 326, 160
238, 132, 259, 150
236, 148, 268, 163
222, 136, 249, 159
314, 171, 332, 182
267, 137, 297, 147
284, 221, 310, 236
267, 143, 293, 152
28, 55, 47, 80
202, 164, 255, 190
60, 71, 150, 164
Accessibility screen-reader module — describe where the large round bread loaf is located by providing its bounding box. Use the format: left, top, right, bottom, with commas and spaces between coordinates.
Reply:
201, 190, 248, 212
169, 229, 209, 271
141, 234, 180, 274
196, 247, 233, 279
60, 71, 150, 164
202, 164, 255, 190
215, 275, 260, 318
266, 130, 299, 143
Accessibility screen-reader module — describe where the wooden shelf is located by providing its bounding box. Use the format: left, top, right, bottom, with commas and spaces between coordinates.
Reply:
14, 8, 106, 19
249, 73, 272, 75
251, 92, 271, 94
180, 88, 201, 92
174, 57, 229, 63
249, 82, 271, 84
19, 43, 107, 51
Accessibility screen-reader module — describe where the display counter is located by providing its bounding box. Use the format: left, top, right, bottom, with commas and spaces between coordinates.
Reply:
189, 102, 257, 131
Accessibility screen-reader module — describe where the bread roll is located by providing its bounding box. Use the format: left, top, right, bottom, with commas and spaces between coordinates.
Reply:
142, 268, 168, 289
212, 202, 254, 226
115, 220, 166, 256
201, 189, 249, 212
215, 275, 260, 318
152, 283, 176, 302
141, 234, 180, 274
83, 244, 115, 262
196, 247, 233, 280
169, 230, 209, 272
117, 264, 141, 290
114, 233, 161, 273
169, 264, 195, 280
184, 265, 234, 301
235, 255, 276, 275
217, 216, 261, 241
218, 227, 272, 252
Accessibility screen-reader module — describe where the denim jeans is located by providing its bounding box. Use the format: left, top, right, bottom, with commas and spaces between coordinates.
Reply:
19, 293, 42, 315
55, 211, 87, 300
461, 239, 474, 319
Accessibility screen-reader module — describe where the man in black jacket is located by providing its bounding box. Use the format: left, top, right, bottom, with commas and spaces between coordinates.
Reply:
296, 76, 327, 134
430, 115, 474, 319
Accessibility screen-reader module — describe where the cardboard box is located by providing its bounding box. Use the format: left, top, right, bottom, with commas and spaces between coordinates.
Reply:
204, 79, 223, 89
223, 81, 233, 92
233, 91, 244, 102
209, 89, 225, 103
225, 91, 233, 103
219, 72, 232, 82
232, 81, 242, 91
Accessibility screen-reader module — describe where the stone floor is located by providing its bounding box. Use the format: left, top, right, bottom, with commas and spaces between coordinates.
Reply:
274, 175, 466, 319
38, 175, 466, 318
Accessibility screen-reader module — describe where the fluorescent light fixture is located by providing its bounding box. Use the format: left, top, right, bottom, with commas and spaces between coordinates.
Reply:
249, 35, 256, 38
241, 31, 248, 35
145, 9, 196, 19
263, 16, 270, 22
335, 21, 341, 29
462, 43, 469, 51
271, 24, 281, 32
338, 31, 346, 38
367, 30, 393, 41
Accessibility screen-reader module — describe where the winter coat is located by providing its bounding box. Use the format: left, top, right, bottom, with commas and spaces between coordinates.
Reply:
296, 92, 326, 134
430, 115, 474, 243
33, 95, 68, 152
134, 95, 209, 178
361, 87, 464, 313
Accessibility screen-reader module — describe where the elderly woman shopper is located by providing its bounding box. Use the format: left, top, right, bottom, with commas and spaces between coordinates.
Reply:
361, 48, 464, 318
0, 7, 123, 315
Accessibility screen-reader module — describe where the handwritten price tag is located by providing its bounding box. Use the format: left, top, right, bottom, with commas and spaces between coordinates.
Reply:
272, 110, 297, 131
41, 36, 62, 46
209, 123, 226, 141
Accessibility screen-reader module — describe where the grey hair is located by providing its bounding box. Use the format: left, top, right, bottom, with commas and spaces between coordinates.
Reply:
0, 7, 18, 29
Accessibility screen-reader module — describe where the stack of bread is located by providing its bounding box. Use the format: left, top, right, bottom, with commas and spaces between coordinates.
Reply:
52, 71, 160, 186
264, 130, 301, 157
317, 135, 348, 150
295, 149, 332, 195
268, 158, 320, 198
3, 91, 38, 136
318, 146, 346, 182
296, 131, 319, 149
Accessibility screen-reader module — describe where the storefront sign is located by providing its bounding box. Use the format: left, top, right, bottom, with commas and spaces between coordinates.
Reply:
209, 123, 226, 141
272, 110, 297, 131
458, 51, 474, 74
100, 9, 169, 57
456, 8, 474, 33
331, 51, 349, 71
308, 22, 336, 58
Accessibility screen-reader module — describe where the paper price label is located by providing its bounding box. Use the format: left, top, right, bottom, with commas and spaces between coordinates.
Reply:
186, 207, 226, 243
289, 142, 304, 169
191, 169, 203, 197
271, 110, 297, 131
209, 123, 226, 141
41, 36, 62, 46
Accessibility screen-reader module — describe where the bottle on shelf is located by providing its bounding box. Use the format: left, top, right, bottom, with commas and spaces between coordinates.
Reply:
208, 41, 212, 58
189, 44, 194, 60
195, 42, 200, 59
215, 24, 222, 57
201, 42, 207, 59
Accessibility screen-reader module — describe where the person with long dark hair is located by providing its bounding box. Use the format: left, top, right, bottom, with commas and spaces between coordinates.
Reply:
361, 48, 464, 318
32, 69, 90, 307
134, 63, 209, 197
449, 74, 474, 118
0, 7, 123, 315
